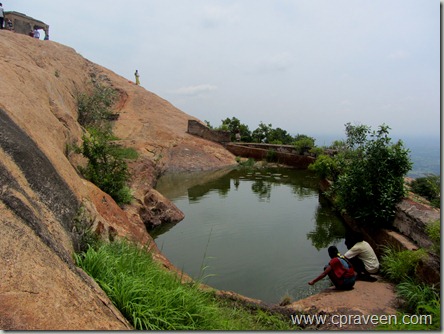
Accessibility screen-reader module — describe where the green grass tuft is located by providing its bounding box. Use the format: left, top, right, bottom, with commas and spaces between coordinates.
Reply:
75, 240, 293, 330
380, 246, 426, 284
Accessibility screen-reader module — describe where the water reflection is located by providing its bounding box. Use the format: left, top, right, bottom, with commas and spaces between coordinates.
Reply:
153, 166, 347, 304
182, 167, 320, 204
307, 195, 347, 250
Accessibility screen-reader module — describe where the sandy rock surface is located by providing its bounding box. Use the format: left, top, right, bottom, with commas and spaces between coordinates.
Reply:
287, 278, 398, 330
0, 30, 235, 330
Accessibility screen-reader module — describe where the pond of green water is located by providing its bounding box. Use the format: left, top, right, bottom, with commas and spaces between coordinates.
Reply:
152, 166, 349, 304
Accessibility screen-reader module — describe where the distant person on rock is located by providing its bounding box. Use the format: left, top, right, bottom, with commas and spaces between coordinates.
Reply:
33, 27, 40, 39
344, 232, 379, 282
308, 246, 356, 290
134, 70, 140, 85
6, 19, 13, 31
0, 3, 4, 30
235, 129, 241, 142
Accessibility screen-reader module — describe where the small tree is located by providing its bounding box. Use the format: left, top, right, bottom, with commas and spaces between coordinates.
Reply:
77, 83, 118, 131
219, 117, 252, 142
267, 127, 294, 144
251, 122, 272, 143
293, 134, 315, 154
314, 123, 412, 227
308, 154, 339, 179
78, 129, 132, 204
338, 124, 411, 226
410, 174, 440, 208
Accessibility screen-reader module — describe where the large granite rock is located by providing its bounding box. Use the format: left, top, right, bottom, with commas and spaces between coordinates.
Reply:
0, 30, 235, 330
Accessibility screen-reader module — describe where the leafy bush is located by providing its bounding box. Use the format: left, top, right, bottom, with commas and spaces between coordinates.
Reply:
293, 135, 315, 155
76, 82, 137, 205
331, 123, 412, 227
308, 154, 339, 180
309, 146, 325, 158
218, 117, 252, 142
267, 127, 294, 144
77, 83, 118, 130
78, 129, 132, 204
380, 247, 426, 284
211, 117, 318, 146
329, 139, 348, 151
410, 174, 440, 208
251, 122, 272, 143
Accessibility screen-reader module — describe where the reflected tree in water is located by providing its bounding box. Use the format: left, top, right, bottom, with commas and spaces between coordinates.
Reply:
188, 179, 230, 202
248, 169, 320, 202
251, 179, 272, 201
307, 197, 347, 250
290, 184, 316, 199
289, 172, 319, 200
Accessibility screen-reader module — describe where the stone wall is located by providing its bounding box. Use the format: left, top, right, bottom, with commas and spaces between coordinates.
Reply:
187, 120, 231, 143
187, 121, 315, 169
233, 143, 300, 154
4, 11, 49, 37
226, 143, 315, 169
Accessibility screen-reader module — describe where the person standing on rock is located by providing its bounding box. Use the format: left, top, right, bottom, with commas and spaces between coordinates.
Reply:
134, 70, 140, 85
33, 27, 40, 39
6, 19, 13, 31
309, 246, 357, 290
235, 129, 241, 142
0, 3, 5, 30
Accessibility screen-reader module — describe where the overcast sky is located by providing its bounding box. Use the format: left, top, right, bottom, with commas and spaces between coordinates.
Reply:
7, 0, 441, 141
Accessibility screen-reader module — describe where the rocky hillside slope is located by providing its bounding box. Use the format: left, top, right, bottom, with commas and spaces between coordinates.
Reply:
0, 30, 236, 330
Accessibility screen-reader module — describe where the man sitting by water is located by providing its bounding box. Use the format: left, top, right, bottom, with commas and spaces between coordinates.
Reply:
344, 232, 379, 282
308, 246, 357, 290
